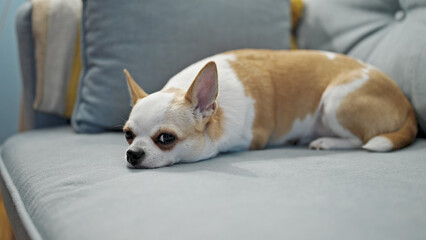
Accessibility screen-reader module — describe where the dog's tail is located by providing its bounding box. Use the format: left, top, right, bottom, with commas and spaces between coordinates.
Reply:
362, 106, 417, 152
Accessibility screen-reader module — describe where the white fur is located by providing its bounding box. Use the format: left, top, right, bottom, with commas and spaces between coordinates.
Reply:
166, 53, 256, 153
130, 92, 174, 136
269, 114, 317, 146
321, 51, 337, 60
127, 92, 179, 168
309, 137, 362, 150
362, 136, 393, 152
179, 135, 217, 163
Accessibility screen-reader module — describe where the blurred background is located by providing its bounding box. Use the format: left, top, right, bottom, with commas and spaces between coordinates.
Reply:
0, 0, 26, 145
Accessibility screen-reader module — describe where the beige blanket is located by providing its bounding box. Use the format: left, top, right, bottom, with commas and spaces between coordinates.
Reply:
31, 0, 81, 117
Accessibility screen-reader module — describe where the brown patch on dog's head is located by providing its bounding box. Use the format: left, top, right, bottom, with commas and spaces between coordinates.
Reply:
162, 87, 186, 96
122, 124, 135, 145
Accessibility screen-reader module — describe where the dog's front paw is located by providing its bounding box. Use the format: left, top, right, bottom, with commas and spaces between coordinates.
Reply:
309, 138, 331, 150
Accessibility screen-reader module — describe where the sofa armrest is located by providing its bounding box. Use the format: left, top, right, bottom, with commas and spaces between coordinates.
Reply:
16, 2, 68, 131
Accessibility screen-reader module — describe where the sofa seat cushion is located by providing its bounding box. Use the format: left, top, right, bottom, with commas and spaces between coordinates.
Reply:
297, 0, 426, 135
1, 127, 426, 240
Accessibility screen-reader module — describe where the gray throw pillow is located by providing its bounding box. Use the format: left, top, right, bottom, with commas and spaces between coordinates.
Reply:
72, 0, 292, 133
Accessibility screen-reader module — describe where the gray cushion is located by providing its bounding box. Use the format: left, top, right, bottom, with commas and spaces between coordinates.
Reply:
297, 0, 426, 135
1, 127, 426, 240
71, 0, 292, 133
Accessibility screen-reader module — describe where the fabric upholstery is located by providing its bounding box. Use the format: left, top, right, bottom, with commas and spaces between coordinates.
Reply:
297, 0, 426, 135
0, 150, 39, 240
1, 127, 426, 240
72, 0, 292, 133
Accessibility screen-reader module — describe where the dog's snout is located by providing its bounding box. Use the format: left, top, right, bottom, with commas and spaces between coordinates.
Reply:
126, 149, 145, 165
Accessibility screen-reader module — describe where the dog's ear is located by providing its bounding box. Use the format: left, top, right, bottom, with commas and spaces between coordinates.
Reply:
124, 69, 148, 106
185, 61, 218, 130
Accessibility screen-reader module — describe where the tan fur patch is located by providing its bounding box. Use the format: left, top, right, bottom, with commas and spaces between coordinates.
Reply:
151, 128, 179, 151
205, 106, 224, 142
122, 124, 135, 145
337, 68, 413, 143
165, 88, 224, 143
163, 87, 186, 97
124, 69, 148, 105
227, 49, 366, 149
378, 106, 417, 150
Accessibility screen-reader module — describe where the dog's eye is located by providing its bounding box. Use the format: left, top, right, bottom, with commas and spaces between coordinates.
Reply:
124, 130, 134, 144
125, 130, 133, 139
157, 133, 176, 145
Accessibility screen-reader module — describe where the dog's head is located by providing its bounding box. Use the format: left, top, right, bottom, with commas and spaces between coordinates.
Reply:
123, 62, 219, 168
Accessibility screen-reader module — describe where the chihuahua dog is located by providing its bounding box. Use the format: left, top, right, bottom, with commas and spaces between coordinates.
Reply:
123, 49, 417, 168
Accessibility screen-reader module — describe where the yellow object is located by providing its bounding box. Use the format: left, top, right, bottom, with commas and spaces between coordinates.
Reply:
291, 0, 305, 49
0, 191, 14, 240
65, 28, 82, 118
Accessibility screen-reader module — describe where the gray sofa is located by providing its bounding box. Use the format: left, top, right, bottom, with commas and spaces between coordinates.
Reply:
1, 0, 426, 240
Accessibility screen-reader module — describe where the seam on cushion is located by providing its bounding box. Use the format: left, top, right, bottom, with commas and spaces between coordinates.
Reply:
344, 20, 393, 55
414, 42, 426, 95
0, 151, 43, 240
413, 41, 426, 114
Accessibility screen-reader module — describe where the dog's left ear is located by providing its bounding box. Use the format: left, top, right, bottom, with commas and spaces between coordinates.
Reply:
185, 61, 218, 130
124, 69, 148, 106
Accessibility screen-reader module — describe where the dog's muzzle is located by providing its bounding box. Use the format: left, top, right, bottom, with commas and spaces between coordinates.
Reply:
126, 148, 145, 166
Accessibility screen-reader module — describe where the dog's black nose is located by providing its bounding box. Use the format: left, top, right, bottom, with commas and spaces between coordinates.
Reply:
126, 149, 145, 166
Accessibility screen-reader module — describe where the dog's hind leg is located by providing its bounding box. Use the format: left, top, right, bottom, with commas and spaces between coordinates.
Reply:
310, 67, 416, 152
309, 137, 362, 150
308, 69, 368, 150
